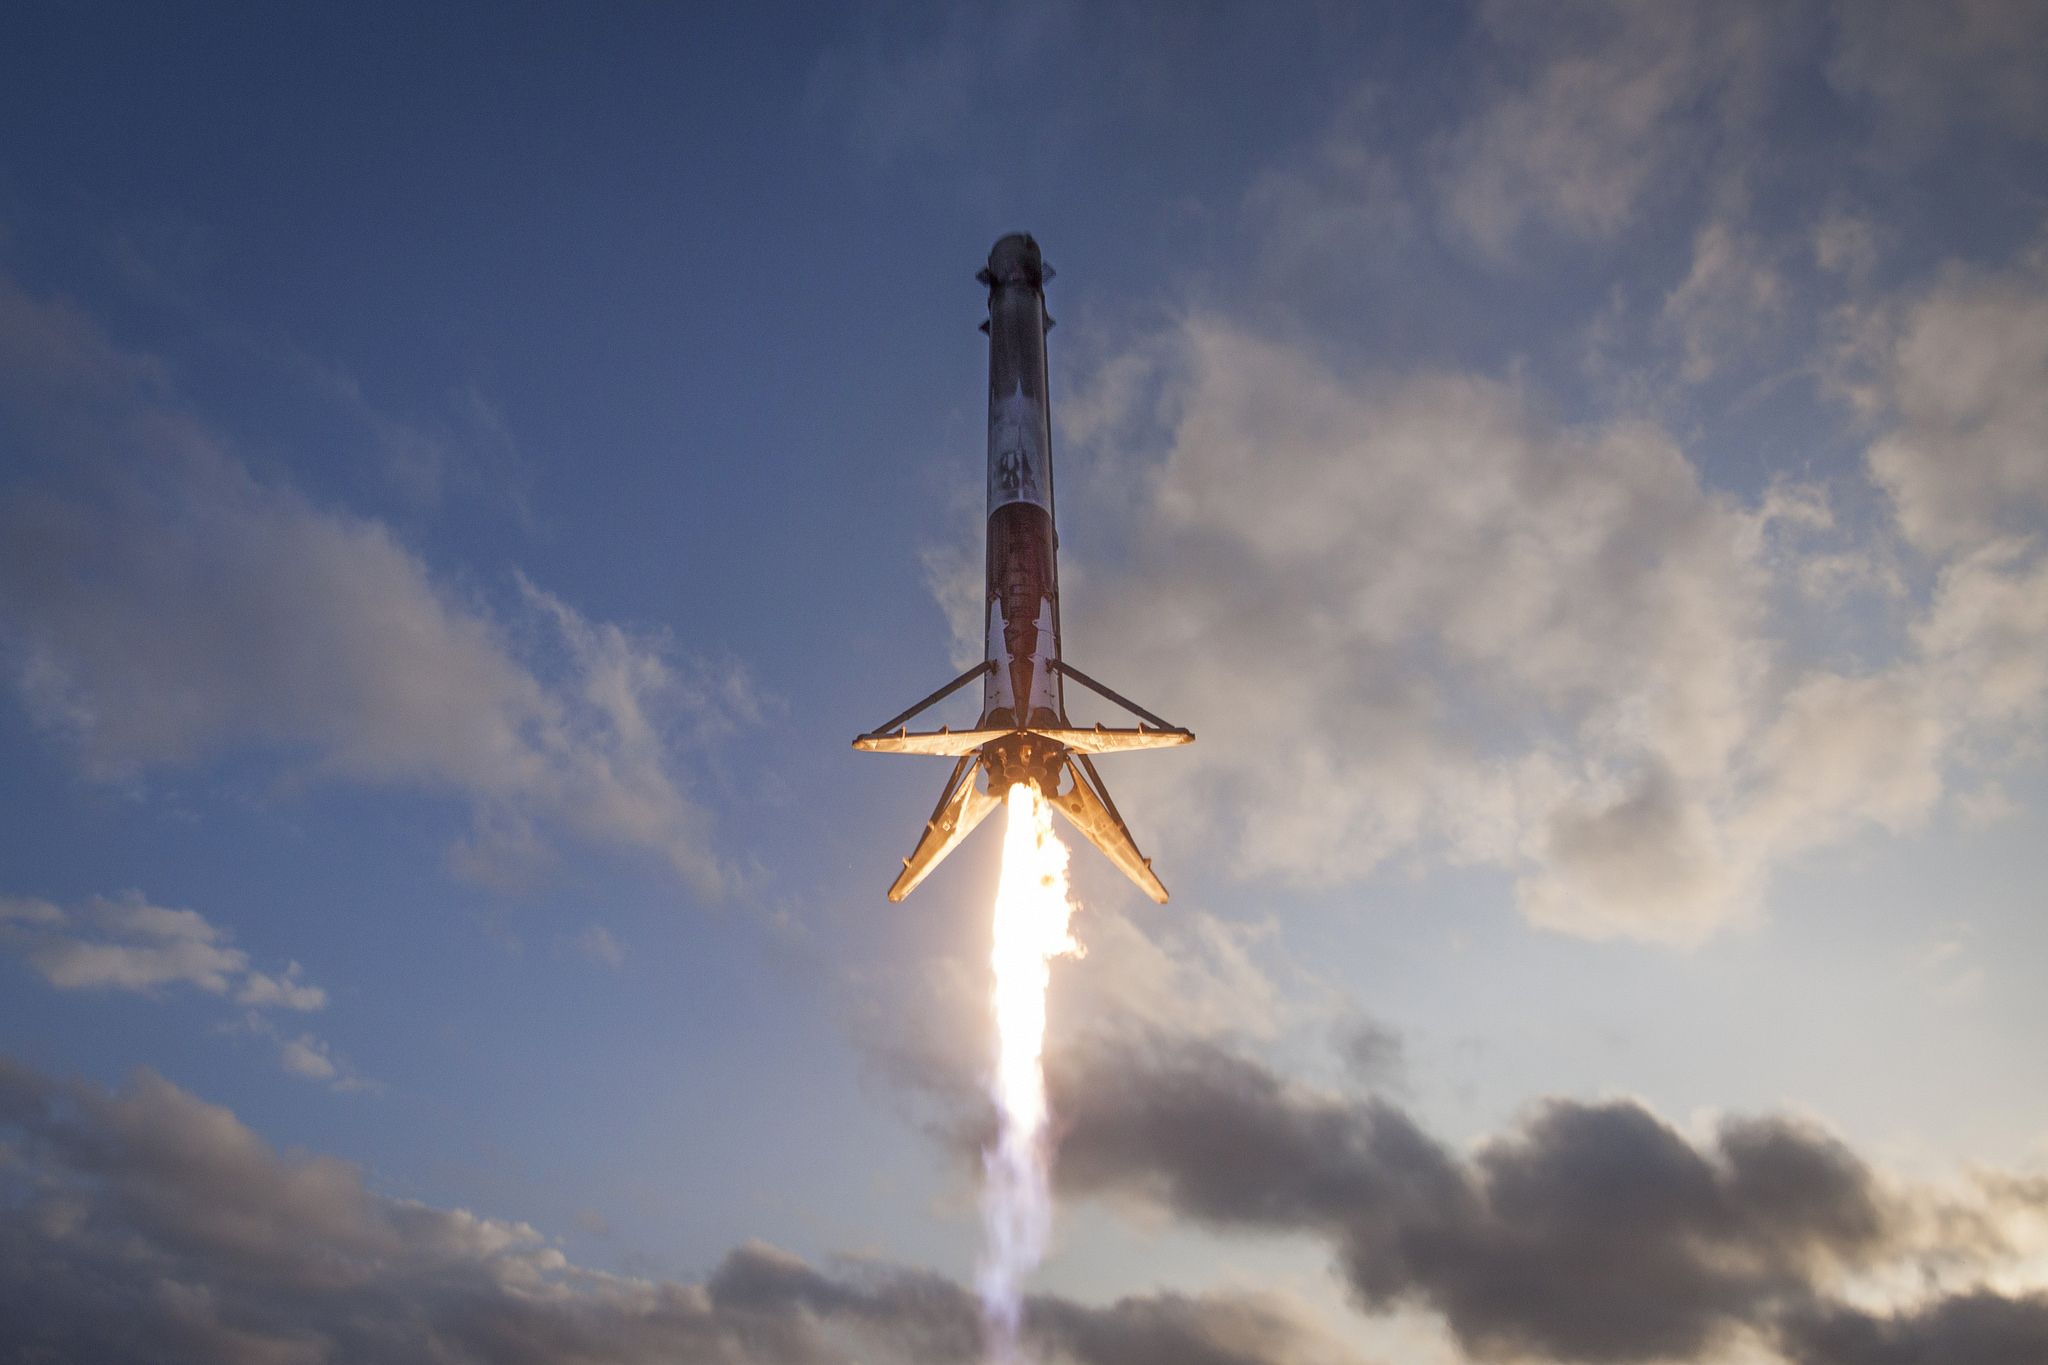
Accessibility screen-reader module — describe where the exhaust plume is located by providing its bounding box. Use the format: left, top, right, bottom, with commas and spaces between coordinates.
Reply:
978, 782, 1081, 1363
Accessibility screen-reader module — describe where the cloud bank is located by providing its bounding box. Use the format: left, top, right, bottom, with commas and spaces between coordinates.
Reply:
0, 1055, 1359, 1365
1039, 1033, 2048, 1365
12, 1034, 2043, 1365
1038, 230, 2048, 944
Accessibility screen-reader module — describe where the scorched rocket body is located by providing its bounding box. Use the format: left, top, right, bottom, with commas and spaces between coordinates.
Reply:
855, 234, 1192, 902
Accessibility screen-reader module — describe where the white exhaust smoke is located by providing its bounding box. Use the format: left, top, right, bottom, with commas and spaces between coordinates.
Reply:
977, 782, 1081, 1364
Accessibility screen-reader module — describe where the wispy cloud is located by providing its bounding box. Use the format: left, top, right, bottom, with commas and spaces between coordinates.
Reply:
0, 890, 379, 1092
1433, 0, 1786, 259
273, 1026, 378, 1094
0, 890, 325, 1008
1827, 0, 2048, 150
0, 273, 758, 897
1658, 220, 1788, 383
215, 1010, 380, 1095
235, 961, 327, 1010
567, 924, 625, 970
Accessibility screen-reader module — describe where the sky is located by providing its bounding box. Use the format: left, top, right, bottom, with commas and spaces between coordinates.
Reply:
1, 3, 2046, 1363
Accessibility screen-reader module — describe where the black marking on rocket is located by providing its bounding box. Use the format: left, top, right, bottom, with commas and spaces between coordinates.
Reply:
855, 234, 1192, 903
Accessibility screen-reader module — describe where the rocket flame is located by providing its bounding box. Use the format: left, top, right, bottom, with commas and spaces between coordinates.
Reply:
978, 782, 1080, 1364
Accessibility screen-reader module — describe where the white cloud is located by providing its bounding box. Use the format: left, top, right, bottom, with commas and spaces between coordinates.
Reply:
1053, 907, 1299, 1046
278, 1034, 338, 1081
1044, 298, 2047, 944
236, 961, 328, 1011
1916, 539, 2048, 738
1827, 0, 2048, 148
223, 1010, 378, 1094
1658, 220, 1787, 383
0, 895, 65, 927
3, 886, 385, 1089
1, 891, 369, 1088
276, 1032, 377, 1092
0, 274, 754, 896
1813, 209, 1882, 283
1060, 321, 1763, 937
0, 889, 325, 1007
1242, 93, 1420, 290
1864, 240, 2048, 555
570, 924, 625, 970
1434, 0, 1784, 257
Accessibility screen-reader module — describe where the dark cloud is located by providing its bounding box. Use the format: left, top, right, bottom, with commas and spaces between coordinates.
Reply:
1040, 1034, 2044, 1364
0, 1056, 1355, 1365
1031, 1292, 1354, 1365
1781, 1291, 2048, 1365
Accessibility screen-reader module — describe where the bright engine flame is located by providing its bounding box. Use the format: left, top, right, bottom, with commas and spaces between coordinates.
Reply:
978, 782, 1080, 1364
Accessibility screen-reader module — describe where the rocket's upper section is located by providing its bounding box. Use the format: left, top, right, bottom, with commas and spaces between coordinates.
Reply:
978, 232, 1052, 293
981, 235, 1055, 521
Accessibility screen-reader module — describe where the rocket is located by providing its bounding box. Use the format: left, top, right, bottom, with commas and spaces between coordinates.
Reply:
855, 233, 1192, 902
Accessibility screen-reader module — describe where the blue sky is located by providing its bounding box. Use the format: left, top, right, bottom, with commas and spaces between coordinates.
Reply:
2, 5, 2046, 1363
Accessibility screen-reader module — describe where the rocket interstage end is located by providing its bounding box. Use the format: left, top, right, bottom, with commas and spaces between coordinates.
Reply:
853, 235, 1191, 904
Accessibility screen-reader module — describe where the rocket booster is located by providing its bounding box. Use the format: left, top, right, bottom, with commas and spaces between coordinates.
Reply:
855, 234, 1192, 902
980, 233, 1064, 737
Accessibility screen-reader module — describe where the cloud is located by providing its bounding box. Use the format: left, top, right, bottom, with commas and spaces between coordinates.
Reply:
1782, 1292, 2048, 1365
0, 889, 325, 1009
219, 1010, 379, 1095
1051, 907, 1296, 1045
0, 273, 754, 896
236, 961, 328, 1010
1434, 0, 1786, 257
1334, 1017, 1406, 1091
1827, 0, 2048, 149
807, 2, 1069, 168
8, 1040, 2037, 1365
1, 889, 379, 1092
844, 894, 1315, 1142
277, 1034, 338, 1081
1914, 540, 2048, 739
1659, 220, 1788, 383
0, 895, 63, 926
1042, 292, 2048, 943
1025, 1291, 1365, 1365
1863, 239, 2048, 555
1814, 210, 1882, 284
0, 1055, 1361, 1365
1240, 92, 1421, 297
568, 924, 626, 970
273, 1031, 377, 1094
1038, 1033, 2048, 1365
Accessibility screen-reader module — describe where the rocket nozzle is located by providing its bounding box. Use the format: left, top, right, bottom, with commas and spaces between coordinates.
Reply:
980, 731, 1063, 797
